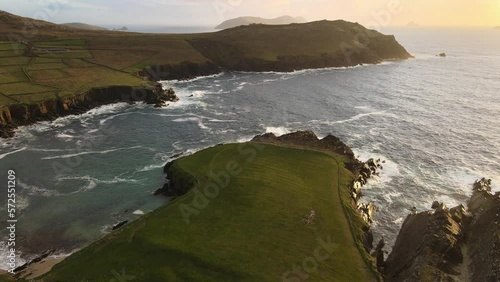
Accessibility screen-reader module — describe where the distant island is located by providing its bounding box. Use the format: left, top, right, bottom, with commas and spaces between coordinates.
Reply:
406, 21, 420, 28
113, 26, 129, 31
215, 15, 306, 29
495, 26, 500, 30
60, 22, 108, 31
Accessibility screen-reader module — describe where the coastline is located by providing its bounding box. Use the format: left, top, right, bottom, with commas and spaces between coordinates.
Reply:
0, 83, 174, 138
0, 57, 410, 139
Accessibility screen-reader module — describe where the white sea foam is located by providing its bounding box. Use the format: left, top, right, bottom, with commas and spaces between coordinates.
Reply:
55, 133, 75, 140
172, 117, 209, 130
161, 72, 224, 84
352, 148, 401, 184
99, 112, 136, 125
18, 180, 62, 197
392, 217, 404, 224
41, 146, 145, 160
56, 175, 140, 194
235, 135, 255, 143
191, 90, 207, 98
312, 111, 399, 126
0, 147, 26, 160
136, 163, 165, 172
264, 126, 291, 136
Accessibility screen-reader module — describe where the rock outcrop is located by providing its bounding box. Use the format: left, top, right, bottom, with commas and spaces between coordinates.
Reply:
138, 61, 220, 81
384, 178, 500, 282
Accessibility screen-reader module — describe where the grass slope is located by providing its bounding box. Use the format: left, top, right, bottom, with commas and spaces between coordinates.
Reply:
40, 143, 377, 282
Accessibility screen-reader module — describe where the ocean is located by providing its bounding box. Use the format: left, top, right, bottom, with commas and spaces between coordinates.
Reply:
0, 27, 499, 269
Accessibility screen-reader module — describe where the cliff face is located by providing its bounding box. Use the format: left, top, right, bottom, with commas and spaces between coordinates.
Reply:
385, 178, 500, 282
0, 85, 170, 138
138, 61, 221, 81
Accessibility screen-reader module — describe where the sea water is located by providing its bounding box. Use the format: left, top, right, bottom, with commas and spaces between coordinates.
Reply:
0, 27, 499, 268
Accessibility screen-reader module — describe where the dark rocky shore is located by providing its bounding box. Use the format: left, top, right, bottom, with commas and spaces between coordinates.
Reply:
383, 178, 500, 282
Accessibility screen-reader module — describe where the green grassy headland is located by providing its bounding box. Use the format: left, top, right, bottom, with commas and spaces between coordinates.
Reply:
38, 142, 379, 281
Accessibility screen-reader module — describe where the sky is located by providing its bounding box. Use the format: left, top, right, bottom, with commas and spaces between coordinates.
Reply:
0, 0, 498, 27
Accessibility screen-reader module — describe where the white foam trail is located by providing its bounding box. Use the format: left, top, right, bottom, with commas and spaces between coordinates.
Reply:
41, 146, 145, 160
309, 111, 399, 126
99, 112, 136, 125
0, 147, 26, 160
172, 117, 209, 130
136, 163, 165, 172
27, 148, 73, 152
207, 118, 237, 123
191, 90, 207, 98
236, 135, 255, 143
56, 175, 140, 194
56, 133, 74, 139
161, 72, 225, 84
0, 242, 27, 271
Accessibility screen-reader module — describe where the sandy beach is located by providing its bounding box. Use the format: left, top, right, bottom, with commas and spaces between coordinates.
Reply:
0, 255, 67, 280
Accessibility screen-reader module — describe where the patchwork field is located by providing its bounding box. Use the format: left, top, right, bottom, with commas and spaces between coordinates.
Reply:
0, 41, 146, 106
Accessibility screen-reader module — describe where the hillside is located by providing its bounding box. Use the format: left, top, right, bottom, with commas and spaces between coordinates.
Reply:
39, 133, 379, 281
0, 9, 412, 138
190, 20, 412, 72
215, 15, 306, 29
60, 22, 108, 31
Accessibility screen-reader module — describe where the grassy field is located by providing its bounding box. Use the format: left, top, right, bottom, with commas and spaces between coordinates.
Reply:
0, 40, 147, 107
39, 143, 377, 282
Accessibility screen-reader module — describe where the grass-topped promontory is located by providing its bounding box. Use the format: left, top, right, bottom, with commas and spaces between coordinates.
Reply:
39, 142, 378, 281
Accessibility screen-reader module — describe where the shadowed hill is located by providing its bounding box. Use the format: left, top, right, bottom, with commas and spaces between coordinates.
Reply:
190, 20, 412, 72
215, 15, 307, 29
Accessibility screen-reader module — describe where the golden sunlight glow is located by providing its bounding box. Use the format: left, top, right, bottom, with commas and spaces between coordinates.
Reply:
260, 0, 500, 27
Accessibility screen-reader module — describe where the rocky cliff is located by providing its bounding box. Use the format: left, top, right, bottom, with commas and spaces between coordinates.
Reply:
0, 84, 176, 138
384, 178, 500, 282
138, 61, 221, 81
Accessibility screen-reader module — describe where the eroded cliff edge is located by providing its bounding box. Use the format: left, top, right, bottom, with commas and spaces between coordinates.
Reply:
384, 178, 500, 282
0, 83, 177, 138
